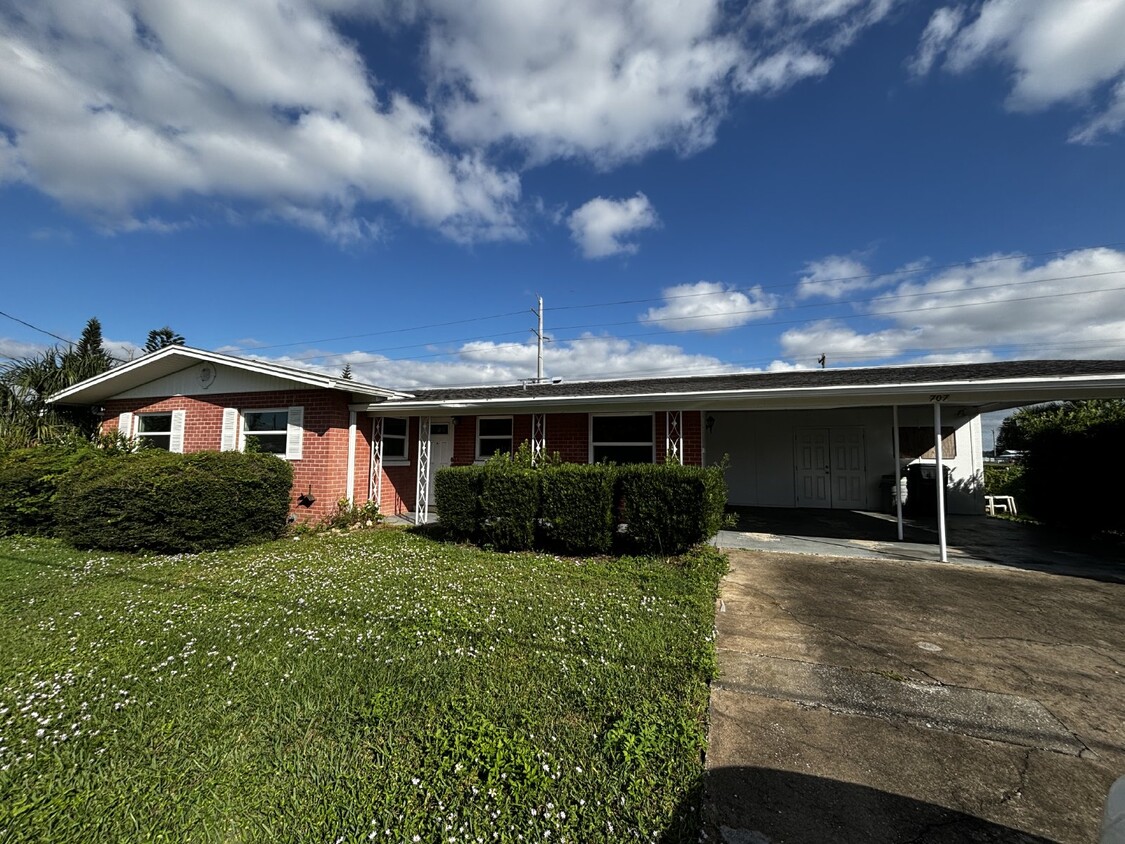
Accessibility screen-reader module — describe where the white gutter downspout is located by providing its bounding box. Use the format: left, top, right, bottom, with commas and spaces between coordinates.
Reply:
892, 405, 903, 541
933, 402, 948, 563
346, 411, 357, 505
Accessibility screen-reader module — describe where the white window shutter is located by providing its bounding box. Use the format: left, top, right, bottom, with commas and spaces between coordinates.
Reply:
118, 412, 133, 438
220, 408, 238, 451
286, 406, 304, 460
169, 410, 186, 454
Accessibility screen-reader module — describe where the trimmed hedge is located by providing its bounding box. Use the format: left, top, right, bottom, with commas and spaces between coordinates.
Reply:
479, 468, 539, 551
434, 466, 482, 541
55, 450, 293, 553
538, 464, 615, 554
616, 463, 728, 556
0, 446, 99, 536
434, 461, 727, 556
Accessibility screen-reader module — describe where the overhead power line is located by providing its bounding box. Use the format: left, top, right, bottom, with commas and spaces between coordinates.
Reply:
213, 240, 1125, 355
0, 309, 72, 345
273, 270, 1125, 366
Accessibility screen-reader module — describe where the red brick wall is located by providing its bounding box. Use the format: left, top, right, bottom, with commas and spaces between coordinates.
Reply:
363, 409, 706, 517
543, 413, 589, 463
101, 389, 353, 523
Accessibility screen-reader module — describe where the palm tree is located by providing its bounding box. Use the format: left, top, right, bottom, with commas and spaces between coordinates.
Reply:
0, 318, 116, 449
144, 327, 186, 353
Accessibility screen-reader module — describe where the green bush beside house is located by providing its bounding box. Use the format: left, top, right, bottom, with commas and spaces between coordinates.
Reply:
434, 458, 728, 556
55, 450, 293, 553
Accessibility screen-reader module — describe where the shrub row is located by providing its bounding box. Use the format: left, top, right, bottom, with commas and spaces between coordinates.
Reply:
0, 446, 98, 536
0, 446, 293, 552
434, 461, 727, 555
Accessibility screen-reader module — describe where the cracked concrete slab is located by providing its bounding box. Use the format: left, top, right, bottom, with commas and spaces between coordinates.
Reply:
705, 549, 1125, 843
715, 654, 1084, 755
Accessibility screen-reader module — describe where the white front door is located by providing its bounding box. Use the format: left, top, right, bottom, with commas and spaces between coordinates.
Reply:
794, 428, 831, 507
831, 427, 867, 508
426, 421, 453, 506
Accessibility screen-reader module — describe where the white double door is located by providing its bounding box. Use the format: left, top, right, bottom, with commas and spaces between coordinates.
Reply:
794, 427, 866, 509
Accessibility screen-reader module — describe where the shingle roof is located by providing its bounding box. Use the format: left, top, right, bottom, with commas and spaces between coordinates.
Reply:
393, 359, 1125, 403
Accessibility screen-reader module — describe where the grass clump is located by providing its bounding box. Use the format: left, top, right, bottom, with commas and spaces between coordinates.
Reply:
0, 530, 726, 842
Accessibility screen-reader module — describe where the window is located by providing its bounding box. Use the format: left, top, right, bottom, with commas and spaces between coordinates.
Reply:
477, 417, 513, 459
136, 413, 173, 450
898, 426, 957, 459
241, 409, 290, 455
382, 417, 408, 462
591, 414, 653, 464
223, 406, 302, 458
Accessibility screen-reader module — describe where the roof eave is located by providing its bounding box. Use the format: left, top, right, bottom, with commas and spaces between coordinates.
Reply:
356, 372, 1125, 414
48, 346, 412, 405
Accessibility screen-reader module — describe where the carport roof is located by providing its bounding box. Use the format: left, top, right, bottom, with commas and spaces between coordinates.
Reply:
367, 359, 1125, 413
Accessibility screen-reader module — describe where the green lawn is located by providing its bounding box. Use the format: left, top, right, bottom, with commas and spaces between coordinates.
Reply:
0, 528, 725, 842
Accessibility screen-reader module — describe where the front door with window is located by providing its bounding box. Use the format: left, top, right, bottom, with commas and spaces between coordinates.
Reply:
426, 421, 453, 506
794, 426, 867, 509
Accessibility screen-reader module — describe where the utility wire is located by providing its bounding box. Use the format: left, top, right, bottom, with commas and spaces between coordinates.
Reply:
212, 241, 1125, 354
276, 270, 1125, 366
239, 308, 530, 352
547, 242, 1125, 311
0, 309, 72, 345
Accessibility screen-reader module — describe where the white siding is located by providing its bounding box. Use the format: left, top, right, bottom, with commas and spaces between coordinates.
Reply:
705, 406, 984, 514
115, 362, 309, 399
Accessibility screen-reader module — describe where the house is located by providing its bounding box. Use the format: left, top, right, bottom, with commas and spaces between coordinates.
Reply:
50, 348, 1125, 558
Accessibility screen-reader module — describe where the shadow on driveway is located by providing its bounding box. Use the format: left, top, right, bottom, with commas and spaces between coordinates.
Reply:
698, 766, 1056, 844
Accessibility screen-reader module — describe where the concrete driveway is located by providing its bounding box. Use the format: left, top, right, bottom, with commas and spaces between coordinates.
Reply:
705, 550, 1125, 843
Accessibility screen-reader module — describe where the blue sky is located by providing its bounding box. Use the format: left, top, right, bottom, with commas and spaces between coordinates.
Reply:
2, 0, 1124, 417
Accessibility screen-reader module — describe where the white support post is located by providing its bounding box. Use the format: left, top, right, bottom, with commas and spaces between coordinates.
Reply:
892, 405, 903, 541
371, 417, 383, 510
415, 416, 431, 525
346, 411, 357, 505
934, 402, 948, 563
531, 413, 546, 466
666, 410, 683, 465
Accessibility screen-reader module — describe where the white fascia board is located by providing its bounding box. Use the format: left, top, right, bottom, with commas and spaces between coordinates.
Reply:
49, 346, 412, 405
357, 372, 1125, 415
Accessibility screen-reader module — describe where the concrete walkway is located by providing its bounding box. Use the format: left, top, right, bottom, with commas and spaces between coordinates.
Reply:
704, 549, 1125, 843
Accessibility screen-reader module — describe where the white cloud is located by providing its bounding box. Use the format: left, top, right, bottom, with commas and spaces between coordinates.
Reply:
795, 255, 874, 299
737, 48, 831, 94
913, 0, 1125, 142
0, 336, 50, 361
907, 6, 964, 77
0, 0, 907, 236
780, 247, 1125, 364
258, 334, 735, 389
424, 0, 744, 164
567, 193, 659, 259
0, 0, 520, 240
642, 281, 779, 332
1070, 78, 1125, 143
422, 0, 900, 164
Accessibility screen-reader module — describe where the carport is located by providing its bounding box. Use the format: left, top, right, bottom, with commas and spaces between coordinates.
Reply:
700, 360, 1125, 562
